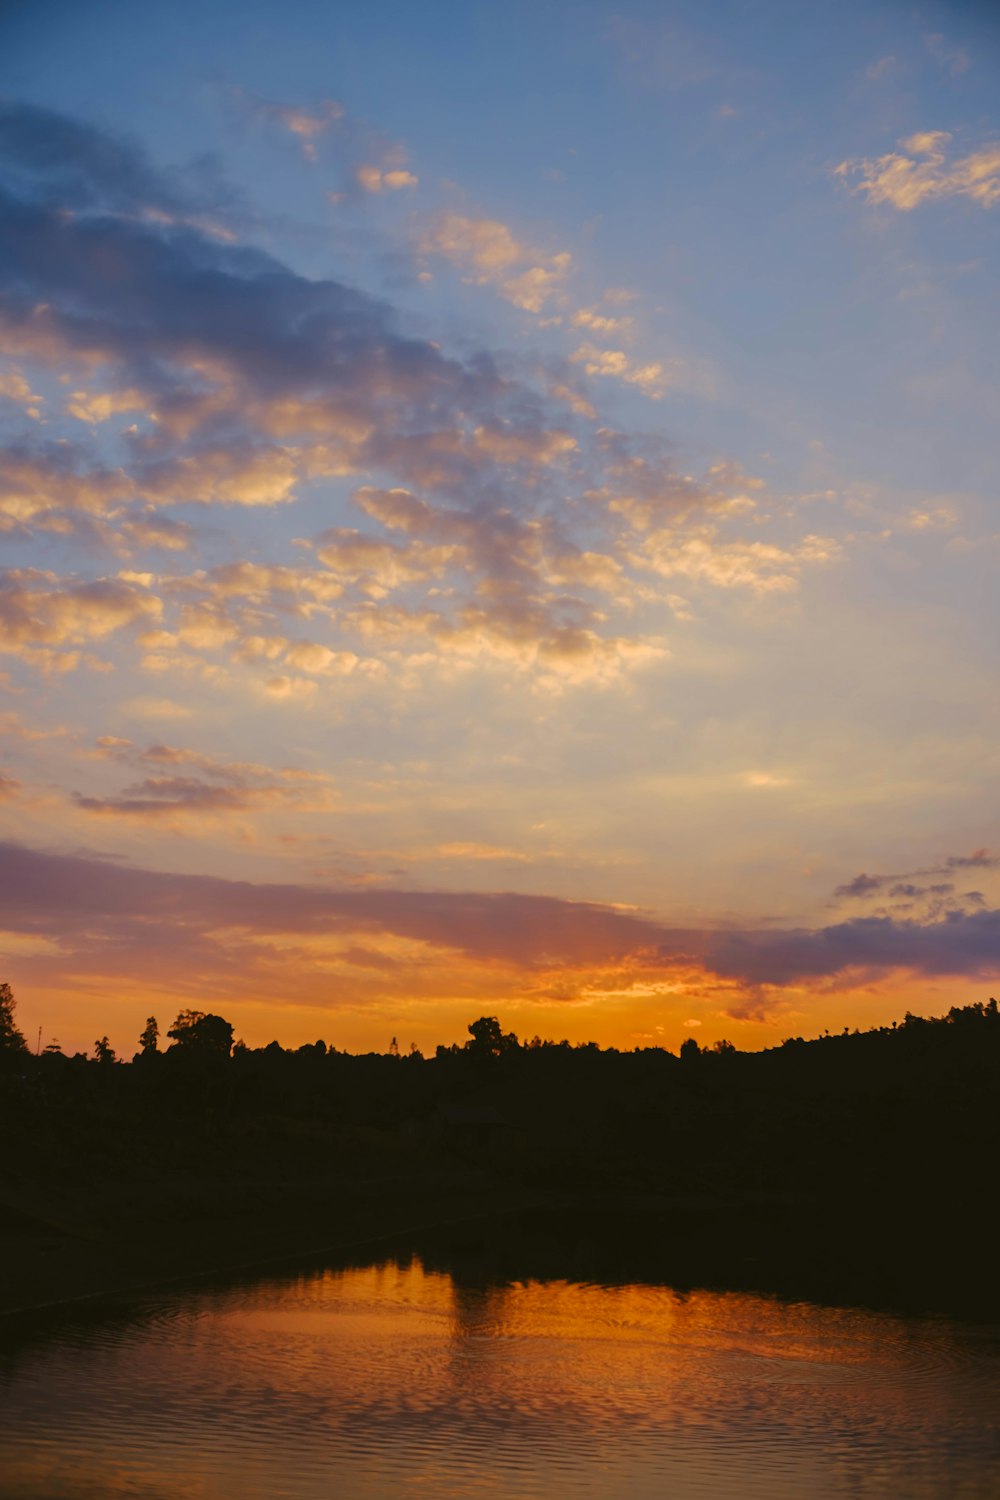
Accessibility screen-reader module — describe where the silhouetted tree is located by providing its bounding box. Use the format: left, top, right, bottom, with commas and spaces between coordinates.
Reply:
138, 1016, 159, 1056
166, 1009, 234, 1057
94, 1036, 116, 1065
467, 1016, 518, 1061
0, 982, 27, 1053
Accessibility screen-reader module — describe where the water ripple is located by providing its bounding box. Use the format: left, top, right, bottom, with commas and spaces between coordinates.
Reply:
1, 1259, 997, 1500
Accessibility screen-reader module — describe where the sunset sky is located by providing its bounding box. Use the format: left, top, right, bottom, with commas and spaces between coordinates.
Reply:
1, 0, 999, 1057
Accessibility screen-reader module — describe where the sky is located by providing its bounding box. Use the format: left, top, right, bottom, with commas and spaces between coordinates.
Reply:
1, 0, 999, 1058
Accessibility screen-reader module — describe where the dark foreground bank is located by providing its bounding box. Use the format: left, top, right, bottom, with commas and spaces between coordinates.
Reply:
1, 999, 997, 1321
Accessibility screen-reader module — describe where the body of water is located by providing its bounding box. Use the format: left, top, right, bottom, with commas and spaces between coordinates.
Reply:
1, 1238, 997, 1499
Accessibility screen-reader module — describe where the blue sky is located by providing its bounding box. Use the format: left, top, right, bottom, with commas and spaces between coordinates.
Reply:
1, 0, 999, 1054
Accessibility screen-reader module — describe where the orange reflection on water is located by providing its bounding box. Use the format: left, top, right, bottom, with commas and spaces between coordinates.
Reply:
1, 1256, 997, 1500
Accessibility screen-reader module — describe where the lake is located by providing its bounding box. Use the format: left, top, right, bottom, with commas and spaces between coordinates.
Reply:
1, 1227, 997, 1499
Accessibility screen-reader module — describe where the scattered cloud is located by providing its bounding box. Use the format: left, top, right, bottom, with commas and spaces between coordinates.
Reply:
0, 366, 42, 418
831, 853, 997, 924
0, 570, 161, 661
138, 447, 301, 508
946, 849, 997, 869
235, 92, 344, 160
571, 307, 634, 337
0, 101, 836, 700
67, 387, 146, 424
625, 523, 840, 594
420, 211, 572, 312
835, 872, 883, 898
121, 512, 197, 553
356, 164, 418, 193
836, 131, 1000, 211
570, 344, 666, 398
923, 33, 970, 77
75, 738, 336, 823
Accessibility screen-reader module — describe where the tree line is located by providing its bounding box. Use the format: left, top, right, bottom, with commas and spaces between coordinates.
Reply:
3, 979, 997, 1076
3, 979, 997, 1316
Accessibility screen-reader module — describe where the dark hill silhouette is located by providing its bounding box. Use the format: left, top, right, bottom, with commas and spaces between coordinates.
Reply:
1, 994, 997, 1318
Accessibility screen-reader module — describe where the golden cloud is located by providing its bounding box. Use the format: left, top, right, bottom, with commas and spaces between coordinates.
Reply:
570, 343, 667, 398
420, 211, 572, 312
836, 131, 1000, 211
356, 164, 418, 192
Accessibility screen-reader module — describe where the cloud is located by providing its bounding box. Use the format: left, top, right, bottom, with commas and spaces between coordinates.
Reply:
829, 855, 997, 928
836, 132, 1000, 211
74, 738, 336, 823
177, 560, 345, 612
137, 447, 300, 508
0, 154, 518, 443
235, 89, 417, 197
570, 307, 634, 336
570, 344, 667, 398
314, 527, 460, 593
0, 570, 162, 657
0, 840, 659, 968
4, 842, 1000, 1005
0, 366, 42, 418
834, 851, 997, 900
356, 164, 418, 193
0, 99, 241, 235
0, 444, 134, 526
0, 122, 582, 541
923, 33, 970, 77
121, 512, 196, 553
947, 848, 997, 869
865, 55, 898, 82
0, 104, 844, 687
236, 93, 344, 161
66, 387, 147, 424
625, 524, 840, 595
331, 485, 616, 659
75, 776, 263, 819
431, 842, 533, 863
121, 696, 193, 720
262, 673, 318, 701
0, 709, 69, 743
281, 640, 358, 675
835, 872, 883, 898
314, 483, 662, 678
420, 211, 572, 312
700, 909, 1000, 988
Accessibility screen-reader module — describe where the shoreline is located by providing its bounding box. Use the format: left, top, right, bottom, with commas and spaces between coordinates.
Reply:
0, 1196, 541, 1322
0, 1173, 538, 1322
2, 1185, 996, 1329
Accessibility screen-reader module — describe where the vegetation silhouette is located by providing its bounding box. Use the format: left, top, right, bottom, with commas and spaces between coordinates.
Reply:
137, 1016, 159, 1058
166, 1010, 234, 1056
1, 995, 998, 1317
0, 981, 27, 1057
